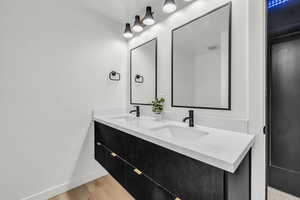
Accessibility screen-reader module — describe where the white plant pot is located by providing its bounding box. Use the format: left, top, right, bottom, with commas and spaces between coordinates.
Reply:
154, 113, 162, 121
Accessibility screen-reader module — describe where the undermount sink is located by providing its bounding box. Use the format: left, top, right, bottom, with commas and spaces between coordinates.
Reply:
110, 115, 165, 130
111, 115, 136, 123
151, 125, 209, 142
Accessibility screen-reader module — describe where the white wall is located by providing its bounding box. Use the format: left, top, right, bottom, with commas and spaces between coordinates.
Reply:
0, 0, 127, 199
248, 0, 266, 199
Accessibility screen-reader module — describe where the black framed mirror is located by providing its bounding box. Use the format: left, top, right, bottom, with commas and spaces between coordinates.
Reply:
130, 38, 157, 105
171, 3, 231, 110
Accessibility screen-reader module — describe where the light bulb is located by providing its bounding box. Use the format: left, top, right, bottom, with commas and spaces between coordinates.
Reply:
123, 32, 133, 38
163, 0, 177, 13
123, 23, 133, 39
143, 6, 155, 26
133, 15, 143, 32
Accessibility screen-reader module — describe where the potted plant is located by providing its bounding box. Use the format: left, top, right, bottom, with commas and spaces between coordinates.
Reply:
152, 97, 165, 120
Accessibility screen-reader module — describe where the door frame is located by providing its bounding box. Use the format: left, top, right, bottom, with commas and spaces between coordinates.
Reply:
265, 0, 269, 199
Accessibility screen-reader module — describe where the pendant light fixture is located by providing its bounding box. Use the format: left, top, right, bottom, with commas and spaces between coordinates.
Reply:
143, 6, 155, 26
163, 0, 177, 13
123, 23, 133, 39
132, 15, 143, 32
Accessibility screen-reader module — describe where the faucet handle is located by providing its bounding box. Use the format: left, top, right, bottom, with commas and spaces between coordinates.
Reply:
136, 106, 140, 117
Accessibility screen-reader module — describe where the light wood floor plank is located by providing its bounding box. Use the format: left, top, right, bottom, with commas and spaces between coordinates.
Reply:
49, 175, 134, 200
268, 187, 300, 200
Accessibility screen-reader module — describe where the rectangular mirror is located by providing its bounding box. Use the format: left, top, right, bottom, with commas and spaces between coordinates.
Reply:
130, 38, 157, 105
172, 3, 231, 110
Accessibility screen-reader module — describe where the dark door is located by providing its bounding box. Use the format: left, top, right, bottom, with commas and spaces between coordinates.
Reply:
268, 32, 300, 197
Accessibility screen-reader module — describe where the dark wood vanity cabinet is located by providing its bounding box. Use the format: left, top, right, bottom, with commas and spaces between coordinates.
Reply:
94, 122, 251, 200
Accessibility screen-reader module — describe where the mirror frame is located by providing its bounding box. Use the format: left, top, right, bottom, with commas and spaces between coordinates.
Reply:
171, 3, 232, 110
130, 38, 158, 106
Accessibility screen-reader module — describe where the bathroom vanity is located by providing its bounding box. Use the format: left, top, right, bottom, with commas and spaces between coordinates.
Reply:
94, 114, 254, 200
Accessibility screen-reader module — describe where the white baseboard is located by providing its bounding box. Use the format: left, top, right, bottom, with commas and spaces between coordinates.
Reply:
21, 170, 108, 200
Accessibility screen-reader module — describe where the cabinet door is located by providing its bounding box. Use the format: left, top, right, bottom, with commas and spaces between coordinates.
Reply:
95, 122, 127, 158
126, 134, 155, 178
132, 137, 224, 200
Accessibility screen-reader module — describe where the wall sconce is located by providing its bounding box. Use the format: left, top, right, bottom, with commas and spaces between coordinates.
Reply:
135, 74, 144, 83
143, 6, 155, 26
109, 71, 121, 81
123, 23, 133, 39
132, 15, 144, 33
163, 0, 177, 13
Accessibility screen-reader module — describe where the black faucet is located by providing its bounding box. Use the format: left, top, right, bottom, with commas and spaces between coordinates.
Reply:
129, 106, 140, 117
182, 110, 194, 127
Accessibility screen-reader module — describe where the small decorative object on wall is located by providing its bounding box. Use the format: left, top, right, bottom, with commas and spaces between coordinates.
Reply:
152, 97, 165, 114
134, 74, 144, 83
109, 71, 121, 81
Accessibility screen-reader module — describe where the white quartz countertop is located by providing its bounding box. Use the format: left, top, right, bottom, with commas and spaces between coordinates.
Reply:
94, 113, 255, 173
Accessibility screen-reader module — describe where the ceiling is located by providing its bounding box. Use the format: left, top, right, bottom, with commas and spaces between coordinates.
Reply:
81, 0, 194, 24
81, 0, 163, 24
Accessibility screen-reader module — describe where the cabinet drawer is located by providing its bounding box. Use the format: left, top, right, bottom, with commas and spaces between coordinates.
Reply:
95, 142, 127, 186
124, 166, 174, 200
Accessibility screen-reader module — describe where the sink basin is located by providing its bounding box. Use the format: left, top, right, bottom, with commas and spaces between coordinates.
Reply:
151, 125, 208, 142
111, 115, 136, 123
110, 115, 166, 130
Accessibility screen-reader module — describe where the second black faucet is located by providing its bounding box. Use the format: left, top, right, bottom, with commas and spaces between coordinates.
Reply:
183, 110, 194, 127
